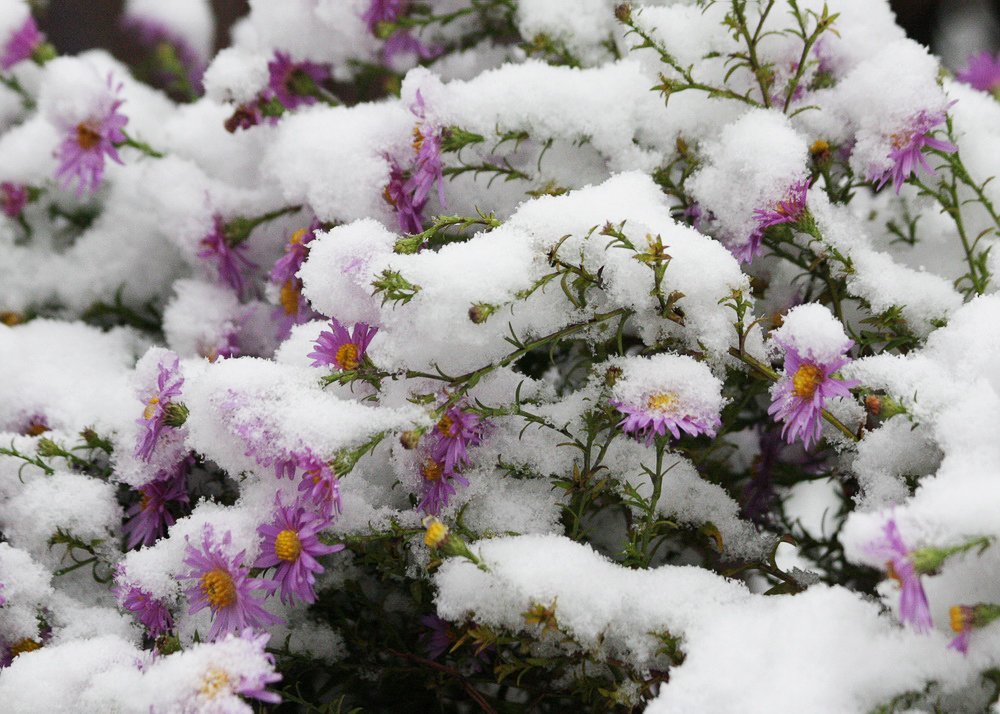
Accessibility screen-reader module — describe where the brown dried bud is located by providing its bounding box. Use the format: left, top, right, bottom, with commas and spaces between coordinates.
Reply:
399, 430, 421, 450
865, 395, 881, 416
615, 3, 632, 22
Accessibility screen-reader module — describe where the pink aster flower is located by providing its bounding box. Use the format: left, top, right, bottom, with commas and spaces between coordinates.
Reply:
195, 631, 283, 705
407, 91, 446, 210
363, 0, 407, 32
270, 219, 321, 338
197, 215, 258, 299
949, 605, 975, 654
862, 517, 933, 633
54, 75, 128, 197
134, 354, 184, 462
384, 154, 424, 234
611, 391, 721, 447
430, 405, 487, 474
308, 318, 378, 371
267, 51, 330, 110
123, 461, 190, 549
112, 572, 174, 638
295, 453, 343, 518
1, 15, 42, 70
739, 179, 809, 263
957, 52, 1000, 94
767, 338, 860, 449
255, 499, 343, 605
178, 525, 282, 641
417, 456, 468, 515
870, 111, 957, 194
0, 182, 27, 217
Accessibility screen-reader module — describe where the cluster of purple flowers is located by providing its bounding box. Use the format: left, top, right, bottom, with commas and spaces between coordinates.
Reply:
275, 450, 343, 519
419, 403, 488, 515
55, 76, 128, 197
134, 354, 184, 462
767, 337, 859, 449
384, 91, 446, 234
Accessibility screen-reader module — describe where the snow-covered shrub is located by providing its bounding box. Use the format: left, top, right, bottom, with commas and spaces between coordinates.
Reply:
1, 0, 1000, 711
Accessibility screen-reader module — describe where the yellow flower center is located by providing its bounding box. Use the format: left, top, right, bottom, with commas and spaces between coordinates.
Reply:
383, 184, 397, 207
143, 397, 160, 420
437, 414, 454, 436
885, 561, 902, 585
140, 492, 152, 511
810, 139, 829, 155
199, 569, 237, 609
412, 126, 424, 151
76, 123, 101, 150
421, 459, 443, 482
646, 392, 677, 413
288, 228, 307, 247
279, 279, 300, 315
889, 131, 913, 151
792, 364, 825, 398
26, 421, 49, 436
275, 529, 302, 562
950, 605, 970, 633
200, 668, 230, 698
335, 343, 360, 370
9, 638, 41, 658
424, 518, 449, 548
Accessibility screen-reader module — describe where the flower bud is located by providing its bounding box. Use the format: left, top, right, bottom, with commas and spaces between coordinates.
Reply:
423, 516, 450, 548
615, 4, 632, 22
399, 429, 421, 450
468, 303, 497, 324
0, 310, 25, 326
163, 403, 189, 428
36, 437, 61, 458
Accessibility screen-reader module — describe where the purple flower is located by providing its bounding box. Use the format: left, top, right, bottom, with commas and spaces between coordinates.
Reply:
112, 574, 173, 638
295, 453, 343, 519
54, 75, 128, 197
418, 456, 468, 515
134, 354, 184, 462
195, 632, 283, 705
271, 220, 321, 338
267, 51, 330, 110
308, 318, 377, 371
178, 525, 282, 641
949, 605, 974, 654
384, 154, 424, 234
430, 405, 487, 474
767, 339, 860, 449
611, 392, 721, 447
0, 583, 5, 608
197, 215, 258, 299
362, 0, 407, 32
957, 52, 1000, 94
121, 16, 206, 95
407, 91, 445, 209
741, 179, 809, 263
255, 499, 343, 605
870, 112, 957, 194
0, 182, 28, 217
862, 518, 933, 633
123, 462, 190, 550
1, 15, 42, 70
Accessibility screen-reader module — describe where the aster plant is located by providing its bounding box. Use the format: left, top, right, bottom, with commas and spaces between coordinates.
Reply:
254, 498, 343, 605
178, 526, 282, 641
